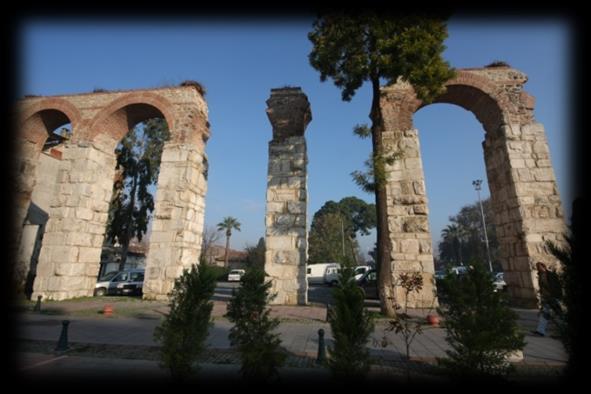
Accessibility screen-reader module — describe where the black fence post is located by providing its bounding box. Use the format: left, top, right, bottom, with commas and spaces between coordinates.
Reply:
316, 328, 326, 365
55, 320, 70, 352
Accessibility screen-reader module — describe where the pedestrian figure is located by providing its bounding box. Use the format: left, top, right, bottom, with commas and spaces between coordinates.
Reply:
533, 262, 562, 337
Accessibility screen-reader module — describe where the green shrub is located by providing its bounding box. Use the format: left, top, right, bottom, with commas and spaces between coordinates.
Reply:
206, 265, 230, 281
226, 267, 286, 382
327, 258, 374, 380
153, 263, 216, 381
436, 262, 525, 380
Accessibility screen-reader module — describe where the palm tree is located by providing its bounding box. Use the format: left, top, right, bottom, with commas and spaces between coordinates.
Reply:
217, 217, 241, 268
441, 224, 467, 265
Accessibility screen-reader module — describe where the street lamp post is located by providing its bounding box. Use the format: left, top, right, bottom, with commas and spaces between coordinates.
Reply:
472, 179, 493, 273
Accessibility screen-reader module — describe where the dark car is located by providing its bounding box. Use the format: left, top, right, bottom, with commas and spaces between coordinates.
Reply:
356, 269, 379, 299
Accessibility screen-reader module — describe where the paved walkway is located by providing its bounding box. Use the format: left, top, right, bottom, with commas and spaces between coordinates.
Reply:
13, 298, 567, 382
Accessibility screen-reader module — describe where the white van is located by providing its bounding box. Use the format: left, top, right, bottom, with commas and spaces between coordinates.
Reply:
306, 263, 339, 285
324, 263, 341, 286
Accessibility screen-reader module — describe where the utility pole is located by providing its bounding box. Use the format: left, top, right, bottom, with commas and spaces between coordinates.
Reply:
339, 214, 345, 258
472, 179, 493, 272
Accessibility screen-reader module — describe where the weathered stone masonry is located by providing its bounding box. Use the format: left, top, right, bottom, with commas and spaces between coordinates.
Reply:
380, 66, 566, 308
264, 88, 311, 305
15, 86, 209, 301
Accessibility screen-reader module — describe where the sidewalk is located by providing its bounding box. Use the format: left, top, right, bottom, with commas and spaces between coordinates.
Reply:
13, 299, 567, 382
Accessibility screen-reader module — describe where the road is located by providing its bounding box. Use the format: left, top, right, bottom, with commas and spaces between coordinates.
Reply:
215, 281, 381, 308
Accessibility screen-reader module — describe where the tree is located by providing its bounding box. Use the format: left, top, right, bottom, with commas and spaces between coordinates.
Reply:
379, 272, 426, 381
226, 267, 286, 382
545, 198, 583, 377
327, 257, 374, 380
440, 224, 467, 265
201, 225, 222, 264
436, 263, 525, 379
105, 118, 170, 271
309, 212, 358, 264
217, 216, 241, 268
438, 199, 500, 270
153, 261, 216, 381
245, 237, 266, 269
308, 197, 376, 264
309, 12, 454, 316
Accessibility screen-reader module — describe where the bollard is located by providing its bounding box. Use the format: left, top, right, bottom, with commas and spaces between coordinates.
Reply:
55, 320, 70, 352
325, 303, 331, 322
316, 328, 326, 365
33, 295, 42, 312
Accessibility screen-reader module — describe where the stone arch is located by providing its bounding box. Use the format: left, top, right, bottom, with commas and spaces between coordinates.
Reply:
14, 87, 210, 301
381, 67, 565, 308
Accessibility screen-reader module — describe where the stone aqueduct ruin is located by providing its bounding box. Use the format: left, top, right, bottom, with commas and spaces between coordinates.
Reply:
14, 66, 566, 308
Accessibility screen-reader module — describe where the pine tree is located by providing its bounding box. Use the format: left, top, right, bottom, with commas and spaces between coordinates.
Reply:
546, 198, 583, 377
153, 262, 216, 381
327, 258, 375, 380
226, 267, 286, 382
436, 262, 525, 379
106, 118, 170, 270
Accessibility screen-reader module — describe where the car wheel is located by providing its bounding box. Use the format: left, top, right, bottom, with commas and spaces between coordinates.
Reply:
95, 287, 107, 297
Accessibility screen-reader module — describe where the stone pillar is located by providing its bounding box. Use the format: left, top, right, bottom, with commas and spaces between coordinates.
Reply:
12, 140, 41, 293
264, 88, 311, 305
142, 143, 208, 300
383, 128, 437, 308
32, 136, 117, 300
484, 122, 566, 308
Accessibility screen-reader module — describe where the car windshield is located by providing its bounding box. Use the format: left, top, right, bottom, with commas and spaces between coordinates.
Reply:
99, 271, 119, 281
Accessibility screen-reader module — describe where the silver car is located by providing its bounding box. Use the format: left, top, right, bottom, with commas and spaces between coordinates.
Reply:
95, 269, 145, 296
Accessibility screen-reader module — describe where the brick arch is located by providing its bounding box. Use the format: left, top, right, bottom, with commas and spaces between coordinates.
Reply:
19, 97, 82, 147
428, 71, 510, 134
87, 92, 176, 145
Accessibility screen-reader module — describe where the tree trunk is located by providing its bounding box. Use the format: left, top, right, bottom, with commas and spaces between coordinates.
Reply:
347, 234, 358, 265
119, 173, 138, 271
224, 233, 231, 268
370, 77, 396, 317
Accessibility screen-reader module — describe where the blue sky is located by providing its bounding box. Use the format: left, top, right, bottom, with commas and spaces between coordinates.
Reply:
19, 16, 573, 258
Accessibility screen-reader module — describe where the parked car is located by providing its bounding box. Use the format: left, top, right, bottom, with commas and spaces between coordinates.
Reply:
493, 272, 507, 292
356, 269, 379, 299
227, 269, 246, 282
449, 266, 469, 276
94, 268, 144, 296
353, 265, 372, 281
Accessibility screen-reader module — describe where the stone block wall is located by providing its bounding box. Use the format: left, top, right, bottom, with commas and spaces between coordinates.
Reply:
484, 122, 566, 307
264, 88, 311, 305
382, 128, 437, 308
32, 137, 117, 300
142, 143, 208, 300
